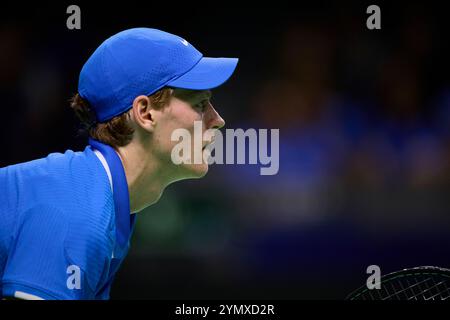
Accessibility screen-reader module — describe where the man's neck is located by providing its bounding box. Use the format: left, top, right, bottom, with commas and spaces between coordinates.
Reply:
115, 142, 170, 214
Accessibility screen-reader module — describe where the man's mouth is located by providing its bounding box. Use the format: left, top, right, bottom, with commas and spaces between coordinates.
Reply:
202, 139, 215, 151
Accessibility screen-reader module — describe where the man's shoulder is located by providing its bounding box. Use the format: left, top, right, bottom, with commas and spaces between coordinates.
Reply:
1, 147, 116, 298
3, 146, 109, 199
1, 146, 115, 235
1, 147, 92, 182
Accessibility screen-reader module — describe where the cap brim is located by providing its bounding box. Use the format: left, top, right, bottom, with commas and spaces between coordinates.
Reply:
167, 57, 238, 90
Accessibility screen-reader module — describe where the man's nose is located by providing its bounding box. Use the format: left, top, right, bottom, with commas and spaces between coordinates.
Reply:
205, 103, 225, 130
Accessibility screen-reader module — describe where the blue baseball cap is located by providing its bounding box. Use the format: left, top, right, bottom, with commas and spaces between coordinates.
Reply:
78, 28, 238, 122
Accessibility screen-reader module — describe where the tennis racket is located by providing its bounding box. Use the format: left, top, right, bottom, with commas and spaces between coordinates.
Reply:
346, 266, 450, 300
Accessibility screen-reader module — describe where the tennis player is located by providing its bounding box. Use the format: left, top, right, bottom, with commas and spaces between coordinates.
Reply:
0, 28, 238, 300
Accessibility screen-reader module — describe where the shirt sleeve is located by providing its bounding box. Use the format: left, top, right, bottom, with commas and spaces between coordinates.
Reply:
1, 204, 106, 300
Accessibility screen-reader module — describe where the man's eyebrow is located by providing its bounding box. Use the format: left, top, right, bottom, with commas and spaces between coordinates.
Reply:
194, 90, 212, 100
172, 89, 212, 101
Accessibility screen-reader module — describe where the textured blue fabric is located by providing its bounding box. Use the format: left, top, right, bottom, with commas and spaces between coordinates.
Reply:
88, 138, 135, 250
78, 28, 238, 122
0, 145, 134, 300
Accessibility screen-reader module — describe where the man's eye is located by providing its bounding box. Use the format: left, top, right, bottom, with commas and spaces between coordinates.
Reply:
195, 101, 208, 111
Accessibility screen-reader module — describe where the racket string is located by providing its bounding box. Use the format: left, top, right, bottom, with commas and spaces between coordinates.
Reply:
381, 277, 431, 300
348, 267, 450, 300
381, 276, 450, 300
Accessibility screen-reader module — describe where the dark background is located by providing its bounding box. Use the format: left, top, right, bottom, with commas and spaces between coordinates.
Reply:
1, 1, 449, 299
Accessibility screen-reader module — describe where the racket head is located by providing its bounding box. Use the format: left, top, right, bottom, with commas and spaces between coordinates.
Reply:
347, 266, 450, 300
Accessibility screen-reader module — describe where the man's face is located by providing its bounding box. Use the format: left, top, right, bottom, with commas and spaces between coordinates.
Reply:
151, 88, 225, 179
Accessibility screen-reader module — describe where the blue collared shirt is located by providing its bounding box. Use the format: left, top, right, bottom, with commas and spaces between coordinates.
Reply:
0, 140, 136, 299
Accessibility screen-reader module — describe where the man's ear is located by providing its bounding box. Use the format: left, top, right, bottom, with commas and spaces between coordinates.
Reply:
131, 95, 157, 133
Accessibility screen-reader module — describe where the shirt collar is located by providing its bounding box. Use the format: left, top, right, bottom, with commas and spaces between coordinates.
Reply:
88, 138, 136, 250
93, 148, 113, 192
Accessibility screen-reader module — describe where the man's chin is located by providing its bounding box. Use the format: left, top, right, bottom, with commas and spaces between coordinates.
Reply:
190, 163, 209, 178
179, 162, 209, 179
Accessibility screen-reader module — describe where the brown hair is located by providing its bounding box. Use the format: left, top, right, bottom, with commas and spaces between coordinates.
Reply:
70, 88, 173, 147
